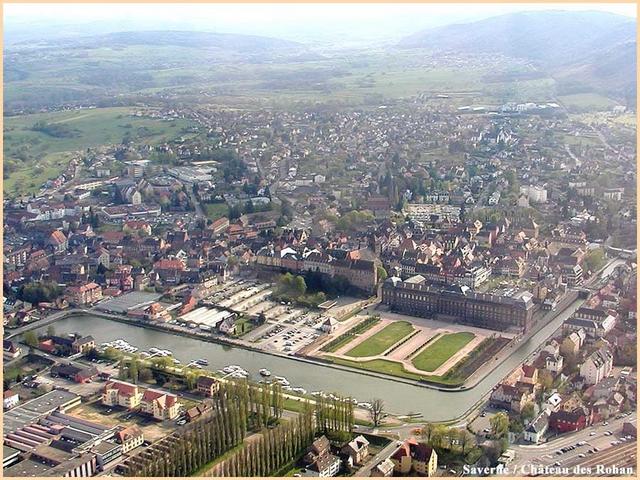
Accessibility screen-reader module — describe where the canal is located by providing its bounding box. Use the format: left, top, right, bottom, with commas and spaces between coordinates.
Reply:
34, 299, 583, 421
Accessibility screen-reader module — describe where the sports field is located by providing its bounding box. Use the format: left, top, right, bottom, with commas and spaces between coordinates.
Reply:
411, 332, 476, 372
345, 321, 414, 357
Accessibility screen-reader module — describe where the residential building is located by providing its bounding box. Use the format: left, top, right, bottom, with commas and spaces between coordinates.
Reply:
102, 381, 143, 409
304, 436, 341, 477
370, 458, 394, 477
560, 329, 586, 356
580, 348, 614, 386
72, 336, 96, 354
524, 412, 549, 444
116, 425, 144, 454
140, 389, 180, 420
3, 340, 22, 360
64, 282, 103, 306
51, 364, 98, 383
196, 375, 219, 397
340, 435, 370, 467
390, 438, 438, 477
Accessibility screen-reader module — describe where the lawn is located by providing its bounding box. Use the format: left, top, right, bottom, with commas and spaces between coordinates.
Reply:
411, 332, 475, 372
328, 357, 464, 386
204, 203, 230, 220
344, 321, 414, 357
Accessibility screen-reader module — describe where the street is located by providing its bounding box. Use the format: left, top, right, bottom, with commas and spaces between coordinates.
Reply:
508, 413, 637, 474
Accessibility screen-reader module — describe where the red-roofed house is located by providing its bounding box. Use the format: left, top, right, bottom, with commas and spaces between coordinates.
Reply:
153, 258, 186, 284
47, 230, 68, 253
102, 380, 143, 409
140, 389, 180, 420
210, 217, 230, 236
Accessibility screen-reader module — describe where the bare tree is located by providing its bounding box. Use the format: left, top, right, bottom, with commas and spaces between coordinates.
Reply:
368, 398, 387, 427
459, 429, 475, 455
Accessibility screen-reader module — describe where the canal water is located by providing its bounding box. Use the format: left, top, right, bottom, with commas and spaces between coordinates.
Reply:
37, 300, 582, 421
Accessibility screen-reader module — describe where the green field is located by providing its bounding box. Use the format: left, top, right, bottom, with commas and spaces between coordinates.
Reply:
345, 321, 414, 358
411, 332, 475, 372
203, 203, 230, 221
3, 107, 194, 197
558, 93, 619, 111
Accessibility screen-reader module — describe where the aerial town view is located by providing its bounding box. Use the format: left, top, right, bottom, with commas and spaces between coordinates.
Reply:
2, 2, 637, 478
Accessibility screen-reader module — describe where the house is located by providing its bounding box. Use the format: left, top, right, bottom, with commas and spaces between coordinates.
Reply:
520, 365, 538, 385
580, 348, 614, 386
560, 329, 586, 356
340, 435, 370, 467
64, 282, 103, 306
153, 258, 186, 284
3, 390, 20, 410
370, 458, 394, 477
186, 402, 213, 422
3, 340, 22, 360
564, 307, 617, 337
390, 438, 438, 476
320, 317, 339, 333
51, 364, 98, 383
549, 407, 590, 433
102, 380, 143, 409
304, 436, 341, 477
116, 425, 144, 454
72, 336, 95, 354
545, 353, 564, 374
196, 376, 219, 397
543, 393, 562, 412
140, 389, 180, 420
524, 412, 549, 444
490, 384, 534, 413
143, 302, 171, 322
219, 317, 236, 335
305, 453, 342, 477
47, 230, 68, 253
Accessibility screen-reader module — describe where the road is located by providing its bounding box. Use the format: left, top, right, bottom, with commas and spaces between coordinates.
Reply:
355, 439, 402, 476
508, 413, 637, 474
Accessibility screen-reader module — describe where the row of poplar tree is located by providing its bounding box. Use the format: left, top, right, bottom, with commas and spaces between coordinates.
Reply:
124, 379, 354, 477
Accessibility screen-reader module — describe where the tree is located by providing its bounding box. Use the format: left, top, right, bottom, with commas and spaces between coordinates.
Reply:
24, 330, 38, 347
376, 266, 388, 283
490, 412, 509, 439
458, 429, 475, 455
129, 361, 139, 384
521, 402, 536, 422
538, 369, 554, 402
422, 422, 435, 444
368, 398, 386, 427
46, 325, 56, 337
139, 368, 153, 382
431, 424, 449, 448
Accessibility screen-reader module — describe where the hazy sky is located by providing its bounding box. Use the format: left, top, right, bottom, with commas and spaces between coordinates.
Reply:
5, 3, 637, 44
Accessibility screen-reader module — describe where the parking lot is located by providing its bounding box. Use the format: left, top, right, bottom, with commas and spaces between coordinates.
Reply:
256, 311, 325, 353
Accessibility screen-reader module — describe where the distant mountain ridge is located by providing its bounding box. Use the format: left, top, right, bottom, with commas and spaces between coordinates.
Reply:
26, 30, 303, 51
399, 10, 636, 101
